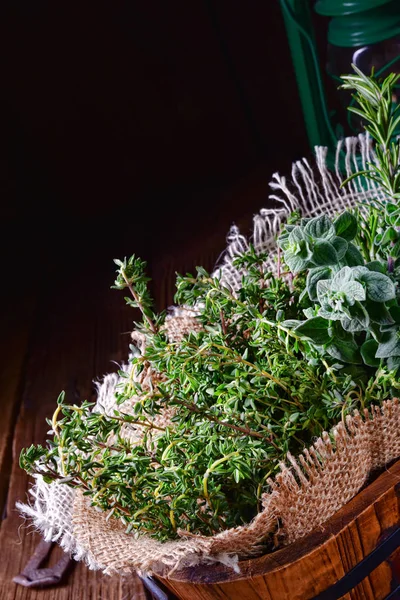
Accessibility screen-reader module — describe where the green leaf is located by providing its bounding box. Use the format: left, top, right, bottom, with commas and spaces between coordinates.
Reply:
366, 300, 394, 325
283, 228, 311, 273
360, 339, 380, 367
389, 306, 400, 324
334, 212, 358, 241
345, 243, 364, 267
357, 271, 396, 303
303, 307, 317, 319
233, 469, 241, 484
341, 302, 370, 332
366, 261, 386, 274
329, 319, 354, 341
294, 317, 332, 345
280, 319, 302, 328
331, 265, 353, 288
311, 241, 338, 266
304, 215, 335, 240
288, 226, 305, 245
331, 237, 348, 260
391, 240, 400, 258
387, 355, 400, 373
306, 266, 332, 301
342, 281, 366, 303
284, 253, 310, 274
326, 339, 362, 365
379, 227, 398, 246
277, 233, 289, 251
376, 329, 400, 358
340, 170, 376, 189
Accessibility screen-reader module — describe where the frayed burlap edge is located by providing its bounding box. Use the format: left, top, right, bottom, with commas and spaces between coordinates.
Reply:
50, 398, 400, 575
17, 133, 400, 575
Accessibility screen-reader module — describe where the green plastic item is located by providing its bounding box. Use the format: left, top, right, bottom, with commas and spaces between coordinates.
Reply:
279, 0, 337, 157
328, 4, 400, 47
279, 0, 400, 170
315, 0, 394, 17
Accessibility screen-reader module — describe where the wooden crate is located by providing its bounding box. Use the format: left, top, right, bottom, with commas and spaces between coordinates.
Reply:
156, 460, 400, 600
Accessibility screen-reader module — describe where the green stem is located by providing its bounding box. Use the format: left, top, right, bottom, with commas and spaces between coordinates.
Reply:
209, 342, 291, 395
51, 405, 66, 476
322, 358, 338, 384
121, 268, 157, 334
202, 452, 240, 508
171, 397, 274, 441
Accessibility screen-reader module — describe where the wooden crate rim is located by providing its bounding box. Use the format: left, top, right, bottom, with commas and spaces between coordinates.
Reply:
166, 459, 400, 585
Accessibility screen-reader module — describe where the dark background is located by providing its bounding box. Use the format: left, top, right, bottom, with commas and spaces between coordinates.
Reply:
0, 5, 327, 594
0, 1, 312, 310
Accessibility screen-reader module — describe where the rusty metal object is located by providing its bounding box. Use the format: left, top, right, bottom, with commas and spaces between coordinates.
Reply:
13, 538, 72, 588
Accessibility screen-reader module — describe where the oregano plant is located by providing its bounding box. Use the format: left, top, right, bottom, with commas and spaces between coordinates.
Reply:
20, 66, 400, 542
278, 212, 399, 368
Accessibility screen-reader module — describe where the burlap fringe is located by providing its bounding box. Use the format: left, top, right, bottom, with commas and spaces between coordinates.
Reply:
17, 133, 400, 575
18, 399, 400, 575
213, 133, 386, 289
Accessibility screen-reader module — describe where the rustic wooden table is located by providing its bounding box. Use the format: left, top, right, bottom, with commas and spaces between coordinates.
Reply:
0, 249, 148, 599
0, 160, 271, 599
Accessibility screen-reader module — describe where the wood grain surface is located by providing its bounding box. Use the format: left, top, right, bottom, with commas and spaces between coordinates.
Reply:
2, 246, 400, 600
0, 133, 271, 600
3, 227, 400, 600
159, 461, 400, 600
0, 254, 147, 600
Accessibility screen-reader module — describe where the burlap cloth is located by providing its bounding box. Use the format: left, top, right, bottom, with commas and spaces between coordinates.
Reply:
18, 133, 400, 576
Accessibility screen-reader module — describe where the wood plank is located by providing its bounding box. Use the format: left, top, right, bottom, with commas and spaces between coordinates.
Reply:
0, 256, 145, 599
159, 461, 400, 600
0, 296, 36, 522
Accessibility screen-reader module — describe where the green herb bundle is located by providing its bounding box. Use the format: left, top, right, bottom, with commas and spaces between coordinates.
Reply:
20, 67, 400, 543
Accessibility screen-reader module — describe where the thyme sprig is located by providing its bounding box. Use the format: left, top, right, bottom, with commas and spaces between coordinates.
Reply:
20, 67, 400, 542
20, 247, 398, 541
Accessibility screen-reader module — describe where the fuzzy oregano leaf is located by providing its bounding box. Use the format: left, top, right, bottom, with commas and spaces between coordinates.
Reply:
376, 329, 400, 358
341, 302, 370, 332
360, 339, 380, 367
294, 317, 331, 345
332, 237, 348, 260
355, 269, 396, 303
317, 267, 366, 323
326, 339, 362, 364
284, 253, 310, 274
334, 211, 358, 241
306, 266, 332, 301
345, 243, 364, 266
387, 355, 400, 373
366, 300, 394, 325
304, 215, 335, 240
312, 241, 338, 266
282, 226, 311, 273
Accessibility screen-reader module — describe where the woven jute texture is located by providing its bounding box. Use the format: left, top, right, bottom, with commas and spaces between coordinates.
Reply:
68, 400, 400, 575
18, 133, 400, 576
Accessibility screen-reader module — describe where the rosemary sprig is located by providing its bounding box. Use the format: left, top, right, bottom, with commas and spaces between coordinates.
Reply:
340, 66, 400, 274
340, 64, 400, 197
